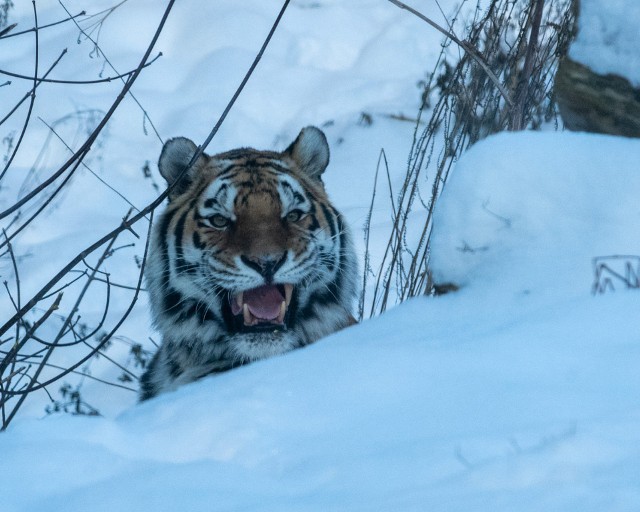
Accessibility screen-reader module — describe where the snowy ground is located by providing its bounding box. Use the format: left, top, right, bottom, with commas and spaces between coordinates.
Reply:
1, 1, 640, 511
4, 130, 640, 511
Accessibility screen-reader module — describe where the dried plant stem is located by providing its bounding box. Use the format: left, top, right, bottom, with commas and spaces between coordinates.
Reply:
363, 0, 574, 317
511, 0, 545, 130
387, 0, 513, 105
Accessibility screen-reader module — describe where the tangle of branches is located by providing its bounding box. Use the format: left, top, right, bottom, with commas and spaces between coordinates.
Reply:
0, 0, 291, 430
361, 0, 576, 318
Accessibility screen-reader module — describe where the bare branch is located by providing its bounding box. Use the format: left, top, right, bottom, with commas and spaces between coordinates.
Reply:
511, 0, 545, 130
0, 10, 85, 39
0, 52, 162, 85
0, 0, 175, 221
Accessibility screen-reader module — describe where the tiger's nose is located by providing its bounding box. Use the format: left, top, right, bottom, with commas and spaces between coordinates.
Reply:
241, 252, 287, 282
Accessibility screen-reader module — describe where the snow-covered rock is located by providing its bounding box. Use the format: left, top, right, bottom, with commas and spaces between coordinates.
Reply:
556, 0, 640, 136
569, 0, 640, 87
429, 131, 640, 294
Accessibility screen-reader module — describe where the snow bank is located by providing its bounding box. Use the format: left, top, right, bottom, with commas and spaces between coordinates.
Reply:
430, 131, 640, 295
3, 130, 640, 511
570, 0, 640, 86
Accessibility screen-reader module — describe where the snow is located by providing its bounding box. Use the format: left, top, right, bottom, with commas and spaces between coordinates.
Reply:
569, 0, 640, 87
1, 1, 640, 511
5, 280, 640, 511
430, 131, 640, 294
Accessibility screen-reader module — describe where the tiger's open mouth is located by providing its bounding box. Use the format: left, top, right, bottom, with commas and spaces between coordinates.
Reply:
229, 283, 294, 332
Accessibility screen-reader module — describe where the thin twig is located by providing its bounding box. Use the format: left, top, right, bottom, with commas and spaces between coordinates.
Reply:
0, 10, 85, 39
511, 0, 545, 130
359, 148, 386, 320
0, 52, 162, 85
2, 229, 22, 404
0, 0, 175, 221
0, 1, 42, 181
1, 367, 26, 385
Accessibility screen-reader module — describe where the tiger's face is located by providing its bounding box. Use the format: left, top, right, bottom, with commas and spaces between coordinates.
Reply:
171, 140, 342, 336
145, 127, 357, 373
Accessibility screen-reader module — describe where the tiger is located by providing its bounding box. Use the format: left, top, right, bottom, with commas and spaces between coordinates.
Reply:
139, 126, 358, 400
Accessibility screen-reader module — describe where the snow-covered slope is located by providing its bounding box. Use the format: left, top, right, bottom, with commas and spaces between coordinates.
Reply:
4, 131, 640, 511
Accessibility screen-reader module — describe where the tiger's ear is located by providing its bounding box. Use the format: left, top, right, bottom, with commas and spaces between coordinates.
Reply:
158, 137, 207, 199
284, 126, 330, 180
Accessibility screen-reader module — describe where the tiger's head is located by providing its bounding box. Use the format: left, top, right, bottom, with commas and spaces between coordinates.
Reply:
145, 127, 357, 381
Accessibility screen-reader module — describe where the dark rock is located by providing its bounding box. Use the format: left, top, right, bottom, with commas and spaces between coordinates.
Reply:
555, 58, 640, 138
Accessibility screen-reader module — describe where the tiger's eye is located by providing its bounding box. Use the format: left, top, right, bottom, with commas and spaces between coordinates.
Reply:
286, 209, 304, 223
210, 214, 230, 228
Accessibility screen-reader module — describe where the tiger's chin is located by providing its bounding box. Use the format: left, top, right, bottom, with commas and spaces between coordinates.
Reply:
227, 329, 302, 363
227, 283, 295, 334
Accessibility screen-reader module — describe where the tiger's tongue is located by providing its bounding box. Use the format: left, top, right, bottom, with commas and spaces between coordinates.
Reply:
243, 285, 283, 320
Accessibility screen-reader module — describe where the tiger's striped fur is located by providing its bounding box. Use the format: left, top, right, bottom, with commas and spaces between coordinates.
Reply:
140, 127, 357, 400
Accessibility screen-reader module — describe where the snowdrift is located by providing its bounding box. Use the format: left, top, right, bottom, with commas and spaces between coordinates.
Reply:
3, 132, 639, 512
